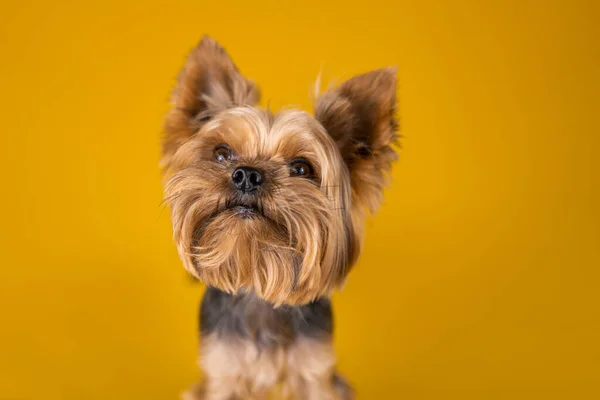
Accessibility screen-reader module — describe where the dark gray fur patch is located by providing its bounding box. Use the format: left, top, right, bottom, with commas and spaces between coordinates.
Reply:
200, 287, 333, 347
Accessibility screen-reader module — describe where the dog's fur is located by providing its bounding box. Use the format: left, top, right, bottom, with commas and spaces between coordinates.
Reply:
162, 36, 398, 399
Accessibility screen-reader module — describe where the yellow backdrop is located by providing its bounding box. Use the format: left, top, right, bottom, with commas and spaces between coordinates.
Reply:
1, 1, 598, 399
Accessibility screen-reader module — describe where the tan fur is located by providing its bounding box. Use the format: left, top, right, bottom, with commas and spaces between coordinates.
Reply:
314, 68, 399, 260
188, 334, 286, 400
162, 35, 398, 399
285, 338, 351, 400
164, 107, 353, 306
162, 36, 397, 306
184, 335, 352, 400
162, 36, 260, 170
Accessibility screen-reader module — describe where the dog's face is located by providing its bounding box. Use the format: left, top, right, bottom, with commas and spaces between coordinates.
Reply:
162, 36, 398, 305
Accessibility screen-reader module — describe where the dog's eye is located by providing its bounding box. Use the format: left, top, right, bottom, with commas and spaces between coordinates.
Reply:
356, 144, 372, 158
289, 159, 313, 178
213, 145, 233, 163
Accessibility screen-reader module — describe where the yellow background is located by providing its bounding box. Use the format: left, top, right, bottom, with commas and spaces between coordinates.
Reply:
1, 0, 598, 399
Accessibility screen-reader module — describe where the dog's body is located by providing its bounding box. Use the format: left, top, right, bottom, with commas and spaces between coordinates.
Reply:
186, 288, 351, 399
162, 36, 398, 399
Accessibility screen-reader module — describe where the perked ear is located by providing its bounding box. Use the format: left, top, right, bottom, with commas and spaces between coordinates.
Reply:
314, 67, 399, 213
162, 36, 260, 167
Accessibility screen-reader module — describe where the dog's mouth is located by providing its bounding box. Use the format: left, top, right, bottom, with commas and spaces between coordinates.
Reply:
224, 198, 263, 220
230, 204, 259, 218
191, 201, 263, 252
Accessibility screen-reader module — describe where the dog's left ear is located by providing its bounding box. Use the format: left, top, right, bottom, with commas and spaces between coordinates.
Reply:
314, 67, 399, 212
162, 36, 260, 167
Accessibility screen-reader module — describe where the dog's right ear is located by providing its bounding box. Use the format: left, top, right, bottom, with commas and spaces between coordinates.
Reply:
162, 36, 260, 167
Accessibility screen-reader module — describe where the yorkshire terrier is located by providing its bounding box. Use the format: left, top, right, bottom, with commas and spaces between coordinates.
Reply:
162, 36, 398, 399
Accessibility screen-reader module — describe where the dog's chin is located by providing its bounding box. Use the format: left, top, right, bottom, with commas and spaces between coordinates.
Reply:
192, 202, 280, 252
189, 204, 311, 304
186, 202, 342, 305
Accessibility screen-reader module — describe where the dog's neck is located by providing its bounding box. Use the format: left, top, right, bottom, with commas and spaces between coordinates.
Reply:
199, 287, 333, 348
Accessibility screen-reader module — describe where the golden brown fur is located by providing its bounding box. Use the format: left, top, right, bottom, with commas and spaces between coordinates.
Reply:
161, 35, 398, 399
285, 338, 351, 400
164, 108, 353, 305
183, 335, 351, 400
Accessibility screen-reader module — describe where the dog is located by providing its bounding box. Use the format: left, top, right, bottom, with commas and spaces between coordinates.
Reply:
161, 35, 398, 399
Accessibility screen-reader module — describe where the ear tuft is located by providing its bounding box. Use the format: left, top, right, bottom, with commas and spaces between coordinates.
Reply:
315, 67, 398, 158
162, 36, 260, 168
314, 67, 399, 213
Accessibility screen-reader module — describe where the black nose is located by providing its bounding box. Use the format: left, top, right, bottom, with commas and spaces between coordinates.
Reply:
231, 166, 263, 192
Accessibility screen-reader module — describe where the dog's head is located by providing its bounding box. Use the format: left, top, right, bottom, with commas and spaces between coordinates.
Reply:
162, 36, 398, 305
